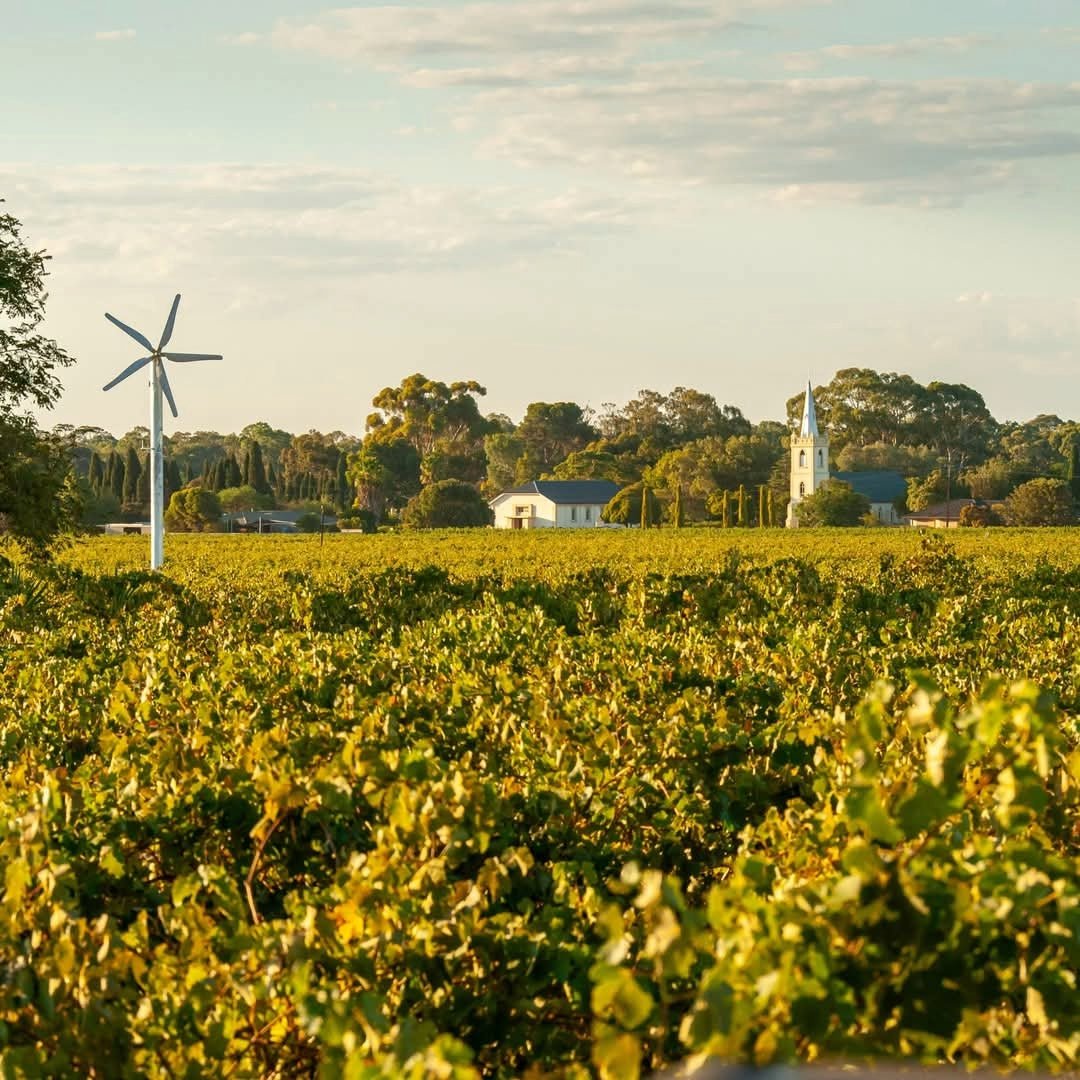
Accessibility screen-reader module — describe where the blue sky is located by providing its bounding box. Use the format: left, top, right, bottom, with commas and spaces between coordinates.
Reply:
3, 0, 1080, 435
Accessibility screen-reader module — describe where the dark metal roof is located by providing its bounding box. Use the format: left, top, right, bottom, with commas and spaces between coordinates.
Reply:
904, 498, 977, 520
832, 470, 907, 504
495, 480, 619, 505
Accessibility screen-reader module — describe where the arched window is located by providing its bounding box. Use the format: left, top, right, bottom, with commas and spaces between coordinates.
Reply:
818, 449, 823, 466
799, 482, 806, 497
798, 450, 806, 468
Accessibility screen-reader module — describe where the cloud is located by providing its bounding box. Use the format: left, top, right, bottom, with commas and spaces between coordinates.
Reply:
0, 164, 666, 296
783, 34, 995, 72
232, 2, 1080, 208
465, 76, 1080, 207
260, 0, 791, 63
931, 292, 1080, 379
94, 29, 136, 42
219, 31, 260, 46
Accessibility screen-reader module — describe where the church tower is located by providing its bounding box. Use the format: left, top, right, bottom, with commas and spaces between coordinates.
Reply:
787, 380, 830, 527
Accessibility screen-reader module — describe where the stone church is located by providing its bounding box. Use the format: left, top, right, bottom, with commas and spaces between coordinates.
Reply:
786, 381, 905, 527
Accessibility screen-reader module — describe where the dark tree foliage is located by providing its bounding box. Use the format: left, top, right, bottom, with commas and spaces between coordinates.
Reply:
402, 480, 492, 529
0, 207, 77, 546
602, 482, 661, 526
1003, 478, 1076, 526
795, 479, 870, 526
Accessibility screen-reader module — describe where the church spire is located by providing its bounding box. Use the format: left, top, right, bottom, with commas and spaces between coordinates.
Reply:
800, 380, 820, 437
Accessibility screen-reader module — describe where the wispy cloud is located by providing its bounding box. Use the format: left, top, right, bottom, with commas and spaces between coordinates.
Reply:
783, 34, 995, 72
259, 0, 795, 63
228, 3, 1080, 208
0, 163, 668, 295
94, 29, 136, 42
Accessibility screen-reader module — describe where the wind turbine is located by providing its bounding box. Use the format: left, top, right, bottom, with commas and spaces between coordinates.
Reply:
103, 295, 222, 570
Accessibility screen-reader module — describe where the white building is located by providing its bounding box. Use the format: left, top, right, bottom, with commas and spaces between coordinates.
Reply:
787, 382, 906, 526
490, 480, 619, 530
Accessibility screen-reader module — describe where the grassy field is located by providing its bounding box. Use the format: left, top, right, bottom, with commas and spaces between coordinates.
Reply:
2, 530, 1079, 1076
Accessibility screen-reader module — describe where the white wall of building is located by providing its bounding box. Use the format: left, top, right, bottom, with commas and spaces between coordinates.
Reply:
491, 495, 607, 529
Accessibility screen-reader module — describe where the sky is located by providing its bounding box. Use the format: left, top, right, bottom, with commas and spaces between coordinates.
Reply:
3, 0, 1080, 437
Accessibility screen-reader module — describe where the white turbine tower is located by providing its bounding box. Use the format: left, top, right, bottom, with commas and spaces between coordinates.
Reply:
103, 295, 222, 570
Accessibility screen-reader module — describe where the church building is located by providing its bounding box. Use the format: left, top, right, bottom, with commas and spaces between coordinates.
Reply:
786, 381, 906, 527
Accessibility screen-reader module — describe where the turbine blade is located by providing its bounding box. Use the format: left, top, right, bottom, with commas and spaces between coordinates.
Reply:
102, 356, 153, 392
158, 362, 179, 418
162, 352, 222, 362
105, 312, 155, 352
158, 294, 181, 350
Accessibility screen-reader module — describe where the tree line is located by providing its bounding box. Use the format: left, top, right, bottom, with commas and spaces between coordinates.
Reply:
3, 203, 1080, 544
56, 366, 1078, 531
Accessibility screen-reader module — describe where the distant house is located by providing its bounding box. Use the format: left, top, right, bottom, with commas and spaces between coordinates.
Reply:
490, 480, 619, 530
221, 510, 337, 534
903, 499, 977, 528
101, 522, 152, 536
832, 470, 907, 525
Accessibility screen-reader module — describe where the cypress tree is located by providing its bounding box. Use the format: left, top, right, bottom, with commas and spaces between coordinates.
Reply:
673, 485, 684, 528
737, 484, 747, 527
123, 446, 141, 505
335, 452, 349, 511
166, 460, 183, 502
111, 456, 126, 500
1069, 437, 1080, 502
640, 486, 651, 529
250, 442, 269, 495
226, 454, 242, 489
88, 452, 105, 493
758, 485, 766, 528
136, 454, 151, 506
201, 460, 212, 487
720, 490, 729, 528
242, 449, 252, 488
213, 459, 227, 492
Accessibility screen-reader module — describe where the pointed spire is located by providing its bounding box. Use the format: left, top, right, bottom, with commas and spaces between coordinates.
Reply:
800, 380, 820, 437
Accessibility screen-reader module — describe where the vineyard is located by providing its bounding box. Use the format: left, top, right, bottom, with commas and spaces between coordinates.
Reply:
2, 531, 1080, 1077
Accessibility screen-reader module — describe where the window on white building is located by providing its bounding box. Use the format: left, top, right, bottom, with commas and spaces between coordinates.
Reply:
570, 507, 578, 522
515, 505, 529, 516
585, 506, 592, 521
799, 482, 806, 497
799, 450, 806, 467
818, 450, 823, 466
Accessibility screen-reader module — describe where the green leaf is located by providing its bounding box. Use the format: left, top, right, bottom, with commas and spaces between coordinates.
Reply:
844, 786, 903, 845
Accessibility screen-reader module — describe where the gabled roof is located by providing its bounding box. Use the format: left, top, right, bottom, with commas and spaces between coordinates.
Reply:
493, 480, 620, 505
904, 498, 977, 521
832, 470, 907, 504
